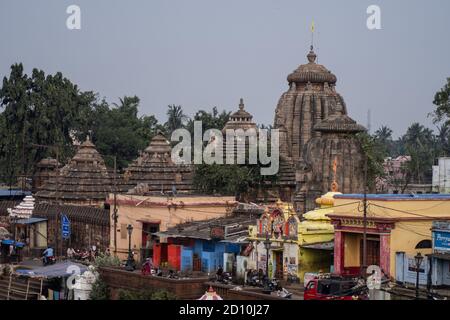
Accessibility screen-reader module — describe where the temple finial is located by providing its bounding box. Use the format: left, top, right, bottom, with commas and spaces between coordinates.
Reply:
239, 98, 244, 110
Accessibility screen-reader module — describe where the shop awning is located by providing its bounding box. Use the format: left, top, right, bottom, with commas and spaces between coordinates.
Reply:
429, 253, 450, 261
301, 241, 334, 250
15, 261, 88, 279
15, 217, 47, 225
1, 239, 25, 247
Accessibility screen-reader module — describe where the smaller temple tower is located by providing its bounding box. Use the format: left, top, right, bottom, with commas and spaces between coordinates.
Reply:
35, 136, 113, 207
294, 101, 366, 213
122, 133, 194, 195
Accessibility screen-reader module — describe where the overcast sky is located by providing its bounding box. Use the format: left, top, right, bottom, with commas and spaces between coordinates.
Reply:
1, 0, 449, 137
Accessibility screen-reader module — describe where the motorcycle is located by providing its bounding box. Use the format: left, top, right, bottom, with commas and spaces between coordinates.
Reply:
217, 272, 232, 284
42, 255, 56, 266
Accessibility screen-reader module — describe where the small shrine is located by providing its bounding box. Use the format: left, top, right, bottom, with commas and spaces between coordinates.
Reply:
7, 195, 35, 219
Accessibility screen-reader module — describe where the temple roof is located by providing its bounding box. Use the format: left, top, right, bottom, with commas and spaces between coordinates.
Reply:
314, 101, 366, 133
144, 132, 172, 155
123, 133, 194, 195
35, 136, 112, 206
287, 47, 337, 85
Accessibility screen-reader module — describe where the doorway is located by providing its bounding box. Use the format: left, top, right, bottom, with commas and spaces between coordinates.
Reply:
360, 237, 380, 267
274, 251, 283, 279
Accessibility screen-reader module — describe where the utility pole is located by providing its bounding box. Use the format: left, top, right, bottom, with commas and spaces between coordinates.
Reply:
113, 156, 118, 255
362, 156, 368, 276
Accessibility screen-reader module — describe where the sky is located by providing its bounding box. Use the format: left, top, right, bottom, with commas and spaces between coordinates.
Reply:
1, 0, 449, 138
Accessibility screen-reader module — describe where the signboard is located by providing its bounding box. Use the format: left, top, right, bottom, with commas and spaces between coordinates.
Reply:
434, 230, 450, 253
61, 214, 70, 240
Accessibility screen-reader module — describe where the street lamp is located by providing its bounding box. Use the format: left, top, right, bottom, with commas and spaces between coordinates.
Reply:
263, 234, 271, 293
414, 252, 424, 300
125, 224, 135, 271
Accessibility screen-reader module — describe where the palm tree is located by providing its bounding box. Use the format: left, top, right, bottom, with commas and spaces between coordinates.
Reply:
374, 125, 393, 142
165, 105, 188, 135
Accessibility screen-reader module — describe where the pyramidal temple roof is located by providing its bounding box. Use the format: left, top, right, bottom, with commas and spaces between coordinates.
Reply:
35, 136, 112, 206
123, 133, 194, 195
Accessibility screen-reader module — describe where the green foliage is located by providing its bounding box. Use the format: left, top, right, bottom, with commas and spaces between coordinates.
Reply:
89, 277, 110, 300
117, 288, 177, 300
0, 64, 95, 184
165, 104, 188, 137
92, 253, 121, 268
431, 78, 450, 124
186, 107, 230, 134
356, 132, 385, 191
85, 96, 164, 170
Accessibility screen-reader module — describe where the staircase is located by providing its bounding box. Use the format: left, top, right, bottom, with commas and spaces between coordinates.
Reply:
0, 275, 44, 300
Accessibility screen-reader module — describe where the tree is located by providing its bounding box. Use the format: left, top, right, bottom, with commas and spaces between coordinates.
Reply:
431, 78, 450, 124
185, 107, 230, 135
402, 123, 435, 184
356, 132, 385, 191
165, 105, 188, 136
85, 96, 164, 169
0, 64, 95, 185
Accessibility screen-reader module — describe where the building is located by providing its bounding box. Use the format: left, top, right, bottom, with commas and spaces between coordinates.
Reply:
247, 196, 336, 282
154, 207, 256, 275
273, 46, 365, 213
432, 157, 450, 193
327, 194, 450, 278
378, 156, 432, 194
31, 203, 110, 256
429, 221, 450, 287
35, 136, 113, 207
108, 194, 237, 262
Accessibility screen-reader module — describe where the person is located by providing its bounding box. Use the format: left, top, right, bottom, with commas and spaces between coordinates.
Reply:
43, 246, 54, 265
67, 247, 75, 259
105, 248, 111, 256
216, 266, 224, 281
141, 258, 152, 275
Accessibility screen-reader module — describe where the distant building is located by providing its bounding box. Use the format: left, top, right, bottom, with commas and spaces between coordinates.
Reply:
432, 157, 450, 193
377, 156, 432, 194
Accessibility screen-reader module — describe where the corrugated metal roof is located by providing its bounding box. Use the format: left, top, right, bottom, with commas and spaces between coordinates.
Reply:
32, 203, 109, 225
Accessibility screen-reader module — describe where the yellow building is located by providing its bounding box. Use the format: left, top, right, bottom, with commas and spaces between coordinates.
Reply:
327, 194, 450, 278
248, 195, 337, 281
108, 193, 236, 261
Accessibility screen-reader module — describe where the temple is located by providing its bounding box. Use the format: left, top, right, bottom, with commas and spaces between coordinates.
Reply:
273, 46, 366, 213
35, 136, 113, 207
122, 132, 194, 195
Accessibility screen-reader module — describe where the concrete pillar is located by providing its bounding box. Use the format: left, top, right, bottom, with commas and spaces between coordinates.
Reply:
379, 233, 391, 277
334, 231, 345, 274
